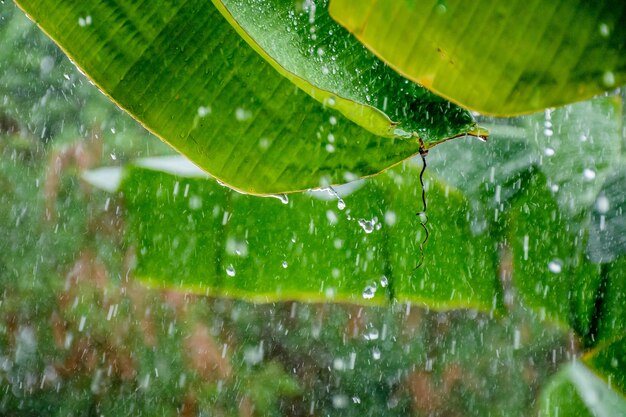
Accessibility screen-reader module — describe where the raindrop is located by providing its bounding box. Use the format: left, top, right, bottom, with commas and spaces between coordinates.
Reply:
599, 23, 610, 37
513, 328, 521, 350
64, 333, 73, 349
333, 358, 346, 371
547, 259, 562, 274
362, 284, 377, 299
271, 194, 289, 204
329, 116, 337, 125
326, 210, 338, 225
197, 106, 211, 117
596, 195, 610, 214
544, 128, 553, 137
78, 15, 92, 27
523, 235, 529, 261
243, 342, 264, 365
226, 264, 236, 277
325, 97, 336, 106
332, 394, 349, 409
235, 107, 252, 121
416, 211, 428, 224
544, 147, 555, 156
282, 261, 288, 269
364, 328, 379, 340
324, 186, 346, 210
583, 168, 596, 181
325, 144, 335, 153
259, 137, 271, 149
380, 275, 388, 288
372, 347, 381, 360
226, 238, 248, 257
358, 218, 375, 234
110, 153, 117, 160
384, 211, 396, 226
602, 71, 615, 87
78, 316, 86, 332
39, 56, 54, 74
189, 195, 202, 210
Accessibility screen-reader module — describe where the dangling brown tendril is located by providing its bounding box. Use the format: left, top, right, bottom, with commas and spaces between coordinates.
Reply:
415, 150, 429, 269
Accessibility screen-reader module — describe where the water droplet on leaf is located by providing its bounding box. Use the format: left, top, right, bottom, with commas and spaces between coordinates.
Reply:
599, 23, 610, 37
583, 168, 596, 181
380, 275, 388, 287
358, 218, 375, 234
362, 284, 376, 299
547, 259, 562, 274
372, 347, 381, 360
602, 71, 615, 87
596, 195, 610, 214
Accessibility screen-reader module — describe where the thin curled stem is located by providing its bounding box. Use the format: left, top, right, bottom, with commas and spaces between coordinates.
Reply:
415, 151, 429, 269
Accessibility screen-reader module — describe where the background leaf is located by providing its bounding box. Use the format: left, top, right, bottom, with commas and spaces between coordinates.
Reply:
111, 157, 500, 311
538, 361, 626, 417
329, 0, 626, 115
587, 167, 626, 263
428, 95, 626, 344
584, 336, 626, 395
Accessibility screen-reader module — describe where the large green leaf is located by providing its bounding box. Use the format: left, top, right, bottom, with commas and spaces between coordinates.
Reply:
214, 0, 480, 144
14, 0, 480, 195
92, 156, 500, 311
329, 0, 626, 115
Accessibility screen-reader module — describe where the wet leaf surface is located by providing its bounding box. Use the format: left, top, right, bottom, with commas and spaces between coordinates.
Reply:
15, 0, 480, 194
330, 0, 626, 115
116, 157, 499, 311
